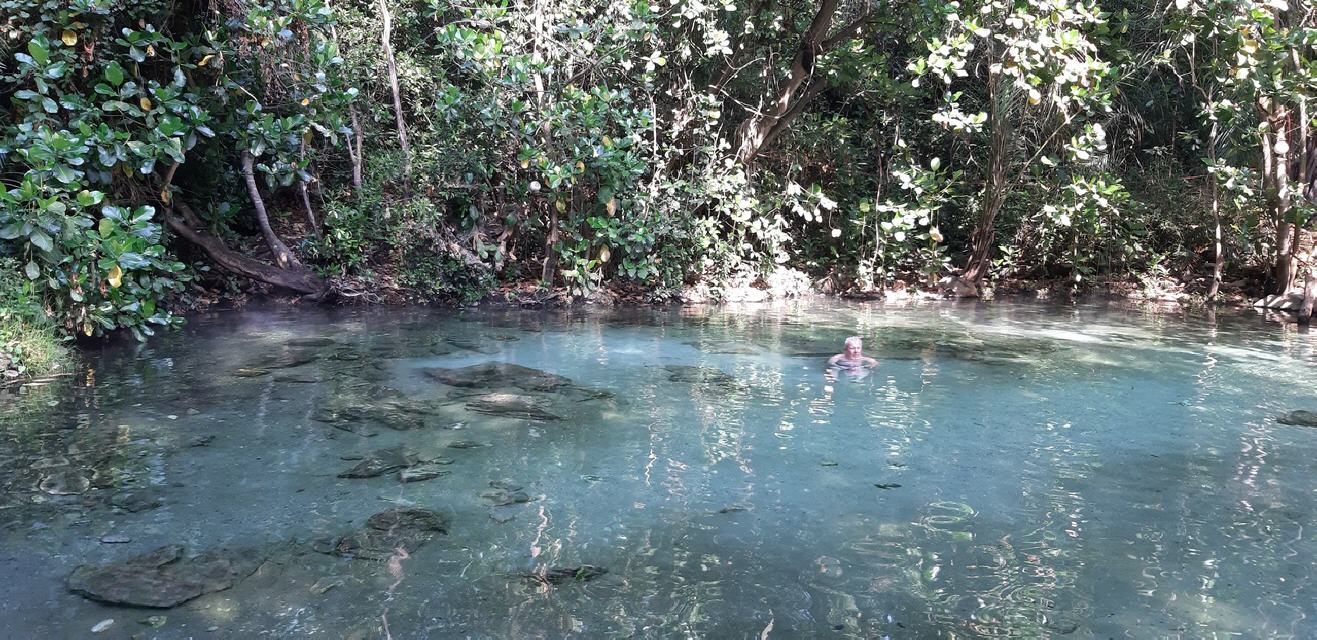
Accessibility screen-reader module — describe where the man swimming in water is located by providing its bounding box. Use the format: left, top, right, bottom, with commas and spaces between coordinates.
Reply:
828, 336, 878, 370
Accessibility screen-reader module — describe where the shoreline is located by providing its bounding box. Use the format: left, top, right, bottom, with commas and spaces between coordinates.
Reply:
4, 277, 1307, 387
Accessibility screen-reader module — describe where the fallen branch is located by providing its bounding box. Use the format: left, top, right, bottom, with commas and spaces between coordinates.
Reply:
164, 198, 326, 295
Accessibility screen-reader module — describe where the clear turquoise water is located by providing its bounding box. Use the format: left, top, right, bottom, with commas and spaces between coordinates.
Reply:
1, 300, 1314, 638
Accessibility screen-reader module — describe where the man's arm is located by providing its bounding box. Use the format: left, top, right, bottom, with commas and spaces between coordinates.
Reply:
827, 354, 842, 366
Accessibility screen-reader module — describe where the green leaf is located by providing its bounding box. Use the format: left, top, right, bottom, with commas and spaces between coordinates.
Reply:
77, 190, 103, 207
98, 218, 114, 238
28, 39, 49, 66
0, 224, 22, 239
53, 165, 78, 184
105, 61, 125, 86
118, 252, 150, 269
25, 260, 40, 280
30, 229, 54, 252
42, 97, 58, 113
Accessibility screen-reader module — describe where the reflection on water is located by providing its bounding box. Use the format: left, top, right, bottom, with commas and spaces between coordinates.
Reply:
1, 300, 1314, 638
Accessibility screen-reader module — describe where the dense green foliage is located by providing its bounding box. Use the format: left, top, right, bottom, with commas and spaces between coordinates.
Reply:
3, 0, 1316, 356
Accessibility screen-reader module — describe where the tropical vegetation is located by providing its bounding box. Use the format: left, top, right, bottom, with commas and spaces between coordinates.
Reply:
3, 0, 1316, 374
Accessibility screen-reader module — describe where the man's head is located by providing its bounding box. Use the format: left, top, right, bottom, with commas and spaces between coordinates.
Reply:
843, 336, 863, 357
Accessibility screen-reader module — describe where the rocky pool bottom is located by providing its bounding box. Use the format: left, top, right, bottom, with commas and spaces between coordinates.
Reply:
1, 301, 1314, 638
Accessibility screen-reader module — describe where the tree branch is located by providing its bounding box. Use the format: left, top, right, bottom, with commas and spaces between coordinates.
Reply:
240, 151, 299, 268
734, 2, 874, 164
164, 199, 326, 295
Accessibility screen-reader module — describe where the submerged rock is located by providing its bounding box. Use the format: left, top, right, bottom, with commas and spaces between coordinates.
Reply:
337, 447, 419, 479
447, 440, 490, 449
110, 490, 164, 512
38, 470, 90, 495
489, 479, 523, 491
286, 337, 337, 348
442, 338, 498, 354
188, 435, 216, 447
1277, 410, 1317, 427
256, 352, 318, 370
464, 393, 562, 421
664, 365, 739, 389
31, 456, 70, 470
482, 488, 532, 506
320, 508, 449, 561
399, 463, 451, 483
567, 388, 617, 402
327, 362, 392, 382
424, 362, 572, 392
326, 422, 380, 438
273, 372, 323, 384
521, 565, 608, 586
67, 545, 260, 608
231, 368, 270, 378
313, 396, 436, 431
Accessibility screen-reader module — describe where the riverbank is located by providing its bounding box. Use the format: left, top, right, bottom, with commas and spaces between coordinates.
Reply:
0, 260, 71, 382
0, 316, 70, 383
4, 265, 1305, 385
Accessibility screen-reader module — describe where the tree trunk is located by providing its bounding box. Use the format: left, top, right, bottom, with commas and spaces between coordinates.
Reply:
1290, 94, 1310, 292
165, 200, 325, 295
379, 0, 411, 191
1207, 177, 1223, 300
734, 0, 869, 164
1301, 267, 1315, 325
240, 151, 299, 268
1207, 119, 1223, 300
1261, 108, 1294, 293
330, 19, 365, 193
541, 202, 558, 285
300, 180, 320, 238
962, 74, 1010, 285
349, 105, 365, 191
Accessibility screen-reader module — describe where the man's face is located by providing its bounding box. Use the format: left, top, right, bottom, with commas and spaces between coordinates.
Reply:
845, 342, 861, 357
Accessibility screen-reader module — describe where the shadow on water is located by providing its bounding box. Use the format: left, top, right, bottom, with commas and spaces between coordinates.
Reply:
0, 299, 1314, 638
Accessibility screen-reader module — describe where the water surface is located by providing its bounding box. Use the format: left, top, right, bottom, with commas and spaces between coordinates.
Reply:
1, 300, 1314, 638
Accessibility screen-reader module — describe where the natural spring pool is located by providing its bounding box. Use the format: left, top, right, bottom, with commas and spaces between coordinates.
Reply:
1, 300, 1314, 638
